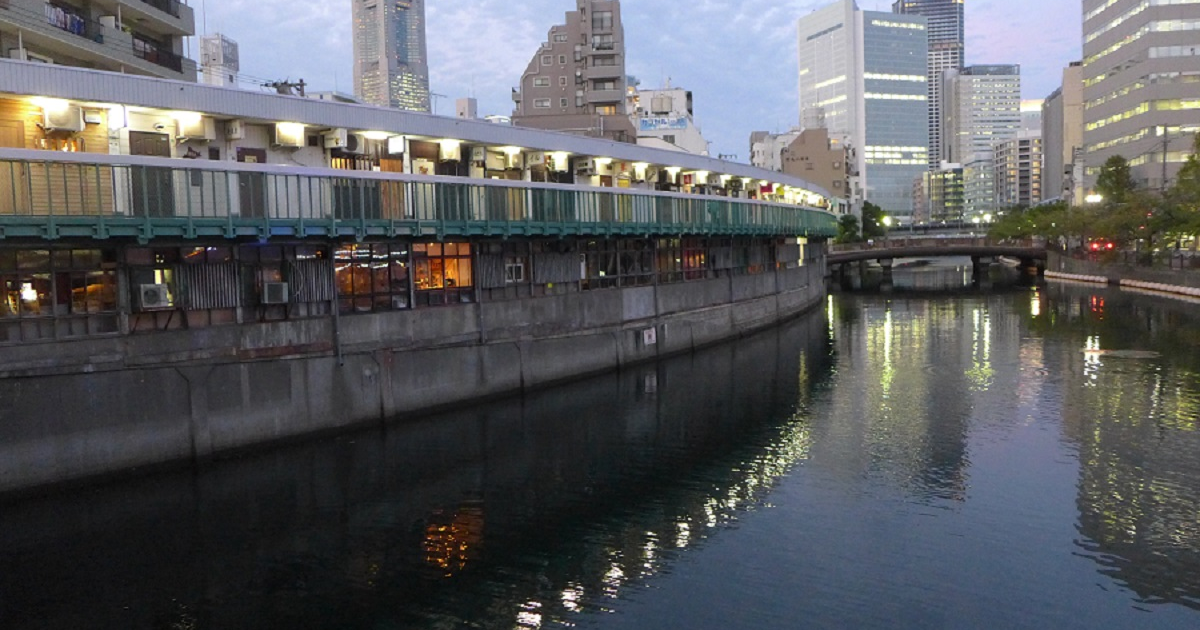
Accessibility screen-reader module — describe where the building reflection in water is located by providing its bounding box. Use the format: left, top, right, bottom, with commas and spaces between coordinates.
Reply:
1044, 284, 1200, 610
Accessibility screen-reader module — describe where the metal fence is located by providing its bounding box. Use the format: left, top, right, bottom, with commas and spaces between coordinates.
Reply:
0, 154, 839, 241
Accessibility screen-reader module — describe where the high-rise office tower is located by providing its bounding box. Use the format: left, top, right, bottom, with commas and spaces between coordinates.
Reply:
1082, 0, 1200, 191
892, 0, 965, 171
512, 0, 636, 143
352, 0, 431, 112
1042, 62, 1084, 204
799, 0, 929, 220
943, 65, 1021, 218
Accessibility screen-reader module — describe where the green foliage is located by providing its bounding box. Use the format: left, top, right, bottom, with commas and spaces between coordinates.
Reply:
1096, 156, 1136, 204
836, 214, 861, 244
861, 202, 888, 239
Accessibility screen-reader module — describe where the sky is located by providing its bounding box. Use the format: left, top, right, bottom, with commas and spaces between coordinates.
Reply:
191, 0, 1082, 161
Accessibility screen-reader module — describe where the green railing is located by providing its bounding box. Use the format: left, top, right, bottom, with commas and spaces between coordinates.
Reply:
0, 150, 839, 242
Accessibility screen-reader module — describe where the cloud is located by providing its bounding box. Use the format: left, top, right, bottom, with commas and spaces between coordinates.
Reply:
195, 0, 1082, 159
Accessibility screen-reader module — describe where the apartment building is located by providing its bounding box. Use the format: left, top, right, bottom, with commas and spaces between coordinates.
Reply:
512, 0, 635, 143
0, 0, 196, 81
1042, 62, 1084, 204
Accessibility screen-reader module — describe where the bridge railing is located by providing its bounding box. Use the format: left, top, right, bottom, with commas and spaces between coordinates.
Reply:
0, 149, 839, 241
829, 237, 1043, 254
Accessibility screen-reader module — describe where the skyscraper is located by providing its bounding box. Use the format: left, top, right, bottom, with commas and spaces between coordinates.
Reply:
799, 0, 929, 220
352, 0, 431, 112
1082, 0, 1200, 191
892, 0, 965, 171
943, 65, 1021, 218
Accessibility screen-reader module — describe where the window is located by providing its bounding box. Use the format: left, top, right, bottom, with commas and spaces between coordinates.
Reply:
593, 80, 617, 91
559, 76, 568, 86
533, 76, 550, 87
541, 54, 553, 66
559, 54, 567, 65
596, 105, 617, 115
413, 242, 473, 307
534, 98, 552, 109
334, 243, 410, 314
554, 33, 569, 43
592, 56, 618, 67
560, 98, 569, 108
1, 248, 119, 342
593, 35, 614, 51
592, 11, 614, 30
581, 239, 653, 290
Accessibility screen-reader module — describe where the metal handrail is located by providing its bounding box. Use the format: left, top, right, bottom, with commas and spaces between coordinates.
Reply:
0, 150, 839, 240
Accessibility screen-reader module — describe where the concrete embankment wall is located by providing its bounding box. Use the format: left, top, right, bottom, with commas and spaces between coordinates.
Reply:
1046, 252, 1200, 298
0, 263, 826, 494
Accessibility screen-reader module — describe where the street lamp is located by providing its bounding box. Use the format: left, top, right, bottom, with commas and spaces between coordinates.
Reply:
1085, 193, 1104, 204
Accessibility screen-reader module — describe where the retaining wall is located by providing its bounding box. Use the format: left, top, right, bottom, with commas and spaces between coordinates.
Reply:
0, 263, 826, 494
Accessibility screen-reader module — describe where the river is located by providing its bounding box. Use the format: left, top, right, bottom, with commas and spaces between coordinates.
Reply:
2, 260, 1200, 629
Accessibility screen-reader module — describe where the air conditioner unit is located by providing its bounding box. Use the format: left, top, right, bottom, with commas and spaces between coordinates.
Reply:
526, 151, 547, 168
137, 284, 171, 310
262, 282, 290, 305
176, 116, 217, 141
273, 122, 305, 148
225, 119, 245, 141
469, 146, 486, 163
340, 132, 369, 155
439, 141, 462, 162
43, 105, 85, 133
324, 128, 349, 150
7, 48, 26, 61
574, 157, 597, 175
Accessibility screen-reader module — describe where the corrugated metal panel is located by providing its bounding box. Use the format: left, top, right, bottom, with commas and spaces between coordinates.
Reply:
533, 252, 580, 285
0, 62, 836, 198
178, 263, 239, 309
477, 253, 507, 289
288, 259, 334, 303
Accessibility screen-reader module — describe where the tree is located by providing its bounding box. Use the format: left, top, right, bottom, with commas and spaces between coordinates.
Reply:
1095, 155, 1136, 204
837, 214, 861, 244
861, 202, 888, 239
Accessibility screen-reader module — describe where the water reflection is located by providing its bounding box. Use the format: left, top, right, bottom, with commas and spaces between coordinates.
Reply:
4, 279, 1200, 628
1039, 283, 1200, 610
0, 311, 832, 630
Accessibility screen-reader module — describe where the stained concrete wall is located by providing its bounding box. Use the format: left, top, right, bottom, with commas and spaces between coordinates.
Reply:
0, 264, 825, 494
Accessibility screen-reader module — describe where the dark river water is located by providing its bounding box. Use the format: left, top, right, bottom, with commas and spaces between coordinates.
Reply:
3, 260, 1200, 629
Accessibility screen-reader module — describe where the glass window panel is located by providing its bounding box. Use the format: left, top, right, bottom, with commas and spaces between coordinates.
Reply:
17, 250, 50, 272
457, 258, 473, 287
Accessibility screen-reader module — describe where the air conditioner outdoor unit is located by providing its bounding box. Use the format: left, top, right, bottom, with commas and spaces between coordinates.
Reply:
274, 123, 305, 148
262, 282, 290, 305
526, 151, 547, 168
43, 106, 85, 133
7, 48, 26, 61
324, 128, 349, 150
469, 146, 486, 163
176, 116, 217, 141
137, 284, 171, 310
575, 158, 597, 175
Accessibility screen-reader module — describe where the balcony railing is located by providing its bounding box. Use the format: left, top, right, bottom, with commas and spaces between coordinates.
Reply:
0, 150, 838, 242
137, 0, 182, 18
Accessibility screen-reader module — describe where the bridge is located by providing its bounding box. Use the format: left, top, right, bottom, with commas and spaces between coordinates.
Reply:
828, 237, 1047, 276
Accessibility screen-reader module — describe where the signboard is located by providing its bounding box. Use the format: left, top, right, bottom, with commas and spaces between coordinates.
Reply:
638, 117, 688, 131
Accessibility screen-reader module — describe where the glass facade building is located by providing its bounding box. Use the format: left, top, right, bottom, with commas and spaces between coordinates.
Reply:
353, 0, 431, 112
892, 0, 965, 170
799, 1, 929, 221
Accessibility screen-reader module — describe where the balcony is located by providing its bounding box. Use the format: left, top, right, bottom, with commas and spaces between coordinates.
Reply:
0, 150, 838, 242
0, 0, 196, 79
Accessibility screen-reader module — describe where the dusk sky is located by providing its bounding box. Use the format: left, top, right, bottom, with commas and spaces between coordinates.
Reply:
192, 0, 1082, 160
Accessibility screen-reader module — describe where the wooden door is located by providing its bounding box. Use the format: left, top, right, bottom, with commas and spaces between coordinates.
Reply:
0, 120, 27, 216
